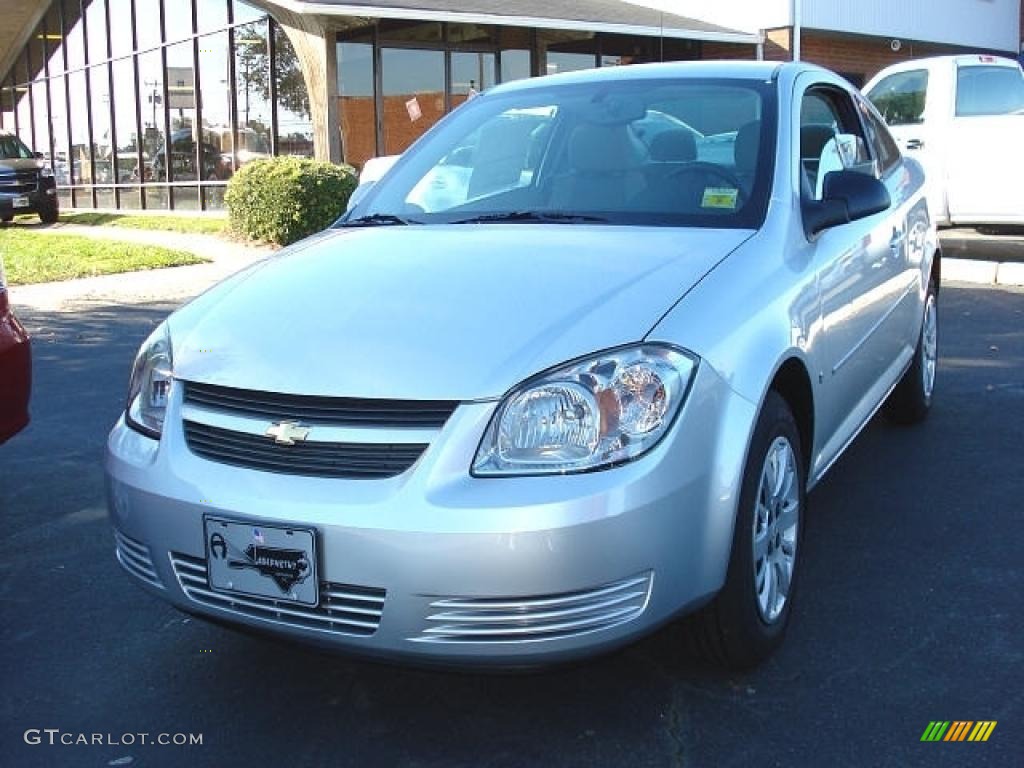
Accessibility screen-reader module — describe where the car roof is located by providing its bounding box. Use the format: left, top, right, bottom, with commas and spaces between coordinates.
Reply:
871, 54, 1021, 74
488, 60, 787, 95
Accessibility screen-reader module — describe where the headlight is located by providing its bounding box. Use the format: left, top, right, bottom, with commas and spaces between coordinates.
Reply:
472, 345, 697, 476
125, 323, 173, 438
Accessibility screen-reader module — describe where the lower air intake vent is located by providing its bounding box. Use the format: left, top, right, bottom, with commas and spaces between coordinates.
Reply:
412, 572, 653, 644
114, 530, 163, 588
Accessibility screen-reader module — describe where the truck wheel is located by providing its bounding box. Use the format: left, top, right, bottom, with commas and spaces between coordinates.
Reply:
686, 391, 806, 669
885, 278, 937, 424
38, 199, 59, 225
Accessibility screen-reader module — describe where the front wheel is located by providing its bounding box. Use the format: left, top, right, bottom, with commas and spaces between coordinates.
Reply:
686, 391, 806, 669
38, 198, 59, 225
885, 278, 937, 424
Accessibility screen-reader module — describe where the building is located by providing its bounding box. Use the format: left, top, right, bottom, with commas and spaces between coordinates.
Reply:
2, 1, 1021, 213
640, 0, 1021, 87
0, 0, 757, 211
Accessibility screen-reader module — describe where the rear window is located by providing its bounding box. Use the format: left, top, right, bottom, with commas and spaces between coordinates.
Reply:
955, 65, 1024, 116
866, 70, 928, 125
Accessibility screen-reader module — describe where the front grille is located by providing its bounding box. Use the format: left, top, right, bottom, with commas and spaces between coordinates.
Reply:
412, 572, 653, 644
183, 421, 426, 478
183, 381, 457, 429
170, 552, 385, 637
114, 530, 163, 588
0, 170, 38, 194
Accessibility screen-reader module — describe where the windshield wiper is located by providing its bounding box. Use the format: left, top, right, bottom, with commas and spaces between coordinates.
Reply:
451, 211, 610, 225
340, 213, 419, 227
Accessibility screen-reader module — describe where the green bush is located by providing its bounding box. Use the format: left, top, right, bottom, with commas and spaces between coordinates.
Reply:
225, 157, 357, 246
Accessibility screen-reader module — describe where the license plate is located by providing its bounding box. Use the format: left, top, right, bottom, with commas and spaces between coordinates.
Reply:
13, 196, 29, 208
204, 517, 318, 606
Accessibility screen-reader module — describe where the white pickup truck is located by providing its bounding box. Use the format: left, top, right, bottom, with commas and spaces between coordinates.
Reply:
864, 55, 1024, 228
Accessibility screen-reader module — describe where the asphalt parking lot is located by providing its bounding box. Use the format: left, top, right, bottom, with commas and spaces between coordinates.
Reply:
1, 282, 1022, 767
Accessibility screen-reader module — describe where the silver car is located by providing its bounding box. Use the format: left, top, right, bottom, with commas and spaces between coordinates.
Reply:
107, 61, 938, 669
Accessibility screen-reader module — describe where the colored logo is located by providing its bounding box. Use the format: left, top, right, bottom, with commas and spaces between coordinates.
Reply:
920, 721, 996, 742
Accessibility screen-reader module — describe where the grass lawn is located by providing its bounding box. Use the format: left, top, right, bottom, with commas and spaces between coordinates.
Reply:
56, 211, 226, 235
0, 228, 206, 285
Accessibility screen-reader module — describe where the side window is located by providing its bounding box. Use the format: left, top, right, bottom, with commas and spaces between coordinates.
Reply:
799, 88, 871, 202
955, 65, 1024, 116
855, 96, 901, 176
866, 70, 929, 125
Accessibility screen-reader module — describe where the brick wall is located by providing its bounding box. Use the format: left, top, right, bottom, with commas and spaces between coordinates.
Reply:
706, 27, 986, 84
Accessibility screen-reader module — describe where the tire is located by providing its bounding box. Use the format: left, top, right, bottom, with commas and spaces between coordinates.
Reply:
38, 199, 59, 225
884, 278, 937, 425
686, 391, 806, 670
1, 214, 12, 223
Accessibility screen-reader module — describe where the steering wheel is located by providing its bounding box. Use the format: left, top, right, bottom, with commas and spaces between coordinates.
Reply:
665, 162, 747, 206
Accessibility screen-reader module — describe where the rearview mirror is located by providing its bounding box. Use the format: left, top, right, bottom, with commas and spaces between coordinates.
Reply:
802, 170, 891, 238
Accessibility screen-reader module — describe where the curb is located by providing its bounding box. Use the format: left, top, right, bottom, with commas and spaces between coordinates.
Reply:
944, 258, 1024, 287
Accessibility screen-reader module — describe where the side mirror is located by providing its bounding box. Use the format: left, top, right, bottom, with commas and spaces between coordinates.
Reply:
802, 170, 891, 238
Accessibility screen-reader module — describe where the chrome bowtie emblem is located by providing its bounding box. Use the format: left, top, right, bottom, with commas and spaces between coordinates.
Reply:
265, 420, 311, 445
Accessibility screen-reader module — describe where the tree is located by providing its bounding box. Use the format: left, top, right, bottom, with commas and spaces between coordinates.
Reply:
235, 21, 310, 122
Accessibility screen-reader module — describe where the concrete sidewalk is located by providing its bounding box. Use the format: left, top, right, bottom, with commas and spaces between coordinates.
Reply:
8, 223, 275, 312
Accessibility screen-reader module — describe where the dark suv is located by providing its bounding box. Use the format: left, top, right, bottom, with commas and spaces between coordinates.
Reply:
0, 131, 58, 224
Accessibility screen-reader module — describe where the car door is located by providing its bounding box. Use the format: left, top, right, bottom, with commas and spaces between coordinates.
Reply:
797, 79, 908, 462
945, 61, 1024, 225
864, 66, 947, 224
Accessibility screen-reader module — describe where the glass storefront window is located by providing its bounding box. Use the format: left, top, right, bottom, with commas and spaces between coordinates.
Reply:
86, 0, 109, 63
32, 80, 50, 160
164, 0, 195, 46
234, 20, 273, 173
50, 74, 71, 185
111, 56, 140, 184
198, 31, 231, 181
545, 51, 596, 75
135, 0, 162, 51
500, 50, 531, 83
164, 41, 197, 183
108, 0, 135, 58
29, 21, 48, 78
89, 65, 114, 184
275, 24, 312, 157
67, 69, 89, 186
338, 40, 374, 167
451, 51, 495, 106
63, 0, 86, 70
43, 3, 65, 75
233, 0, 265, 25
197, 0, 229, 35
137, 49, 167, 182
381, 48, 445, 156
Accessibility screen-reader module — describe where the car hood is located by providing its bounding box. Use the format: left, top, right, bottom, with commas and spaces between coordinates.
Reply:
0, 158, 42, 173
170, 225, 751, 401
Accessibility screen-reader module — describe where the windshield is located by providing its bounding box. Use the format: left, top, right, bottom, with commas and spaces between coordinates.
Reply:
0, 135, 34, 160
348, 77, 775, 229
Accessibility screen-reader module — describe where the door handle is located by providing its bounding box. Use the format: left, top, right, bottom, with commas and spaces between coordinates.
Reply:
905, 138, 924, 150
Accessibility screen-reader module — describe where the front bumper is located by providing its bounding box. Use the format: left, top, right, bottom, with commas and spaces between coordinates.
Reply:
0, 176, 56, 217
105, 364, 756, 666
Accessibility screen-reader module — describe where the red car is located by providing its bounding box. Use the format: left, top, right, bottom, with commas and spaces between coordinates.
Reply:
0, 258, 31, 443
